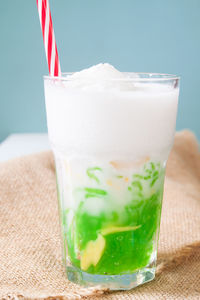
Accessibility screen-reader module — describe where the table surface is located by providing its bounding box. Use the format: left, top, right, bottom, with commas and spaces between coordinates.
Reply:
0, 134, 50, 162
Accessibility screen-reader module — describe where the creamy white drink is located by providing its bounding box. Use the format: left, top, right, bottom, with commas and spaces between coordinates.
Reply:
44, 63, 179, 290
45, 63, 178, 158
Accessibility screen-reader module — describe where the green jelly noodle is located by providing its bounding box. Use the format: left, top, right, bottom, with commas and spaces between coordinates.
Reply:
61, 161, 165, 275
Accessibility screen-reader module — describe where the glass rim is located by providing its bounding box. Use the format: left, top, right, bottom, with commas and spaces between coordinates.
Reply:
44, 72, 180, 82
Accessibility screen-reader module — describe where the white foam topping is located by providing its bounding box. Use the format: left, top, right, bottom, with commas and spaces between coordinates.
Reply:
62, 63, 139, 91
68, 63, 125, 80
44, 63, 179, 159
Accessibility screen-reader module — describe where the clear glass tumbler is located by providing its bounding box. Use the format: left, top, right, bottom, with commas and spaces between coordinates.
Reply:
44, 73, 179, 290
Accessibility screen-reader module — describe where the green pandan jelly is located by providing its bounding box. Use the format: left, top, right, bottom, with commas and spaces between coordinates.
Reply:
62, 161, 164, 275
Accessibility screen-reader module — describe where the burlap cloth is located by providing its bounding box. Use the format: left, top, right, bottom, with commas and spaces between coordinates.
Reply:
0, 130, 200, 300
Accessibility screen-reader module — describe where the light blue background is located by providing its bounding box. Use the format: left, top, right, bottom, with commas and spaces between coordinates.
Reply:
0, 0, 199, 142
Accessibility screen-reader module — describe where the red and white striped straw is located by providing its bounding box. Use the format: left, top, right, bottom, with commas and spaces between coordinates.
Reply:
36, 0, 61, 77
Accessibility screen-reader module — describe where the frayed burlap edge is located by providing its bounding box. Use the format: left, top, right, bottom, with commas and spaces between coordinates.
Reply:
1, 286, 108, 300
156, 240, 200, 275
2, 241, 200, 300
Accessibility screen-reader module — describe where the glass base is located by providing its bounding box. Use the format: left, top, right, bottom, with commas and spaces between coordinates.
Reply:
66, 265, 155, 290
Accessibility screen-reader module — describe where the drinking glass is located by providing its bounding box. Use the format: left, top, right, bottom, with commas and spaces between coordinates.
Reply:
44, 73, 179, 290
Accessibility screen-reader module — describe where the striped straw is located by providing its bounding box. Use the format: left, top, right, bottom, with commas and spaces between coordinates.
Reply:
36, 0, 61, 77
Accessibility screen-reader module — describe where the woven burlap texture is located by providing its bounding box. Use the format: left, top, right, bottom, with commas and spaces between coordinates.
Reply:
0, 130, 200, 300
